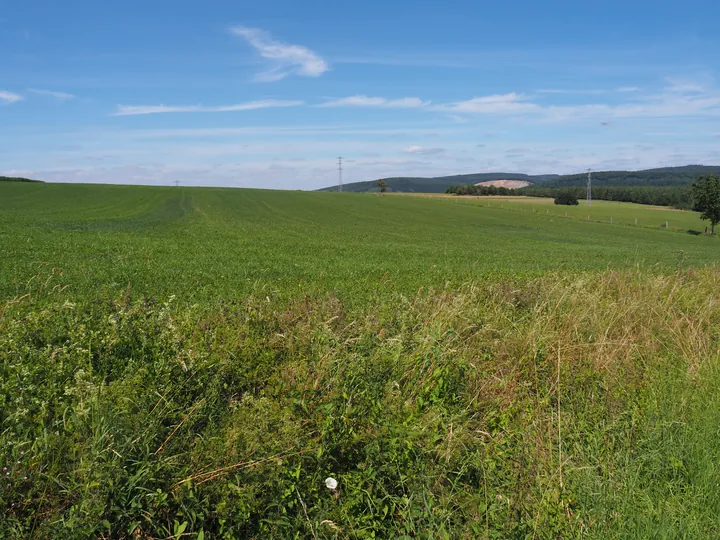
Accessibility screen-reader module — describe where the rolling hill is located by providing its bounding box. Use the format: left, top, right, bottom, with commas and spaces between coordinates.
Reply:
318, 173, 558, 193
539, 165, 720, 188
320, 165, 720, 193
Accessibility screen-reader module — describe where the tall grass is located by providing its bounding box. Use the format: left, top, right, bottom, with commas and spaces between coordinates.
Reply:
2, 267, 719, 537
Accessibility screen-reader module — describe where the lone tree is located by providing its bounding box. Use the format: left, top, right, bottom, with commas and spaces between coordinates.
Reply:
377, 178, 388, 193
692, 174, 720, 234
554, 191, 579, 206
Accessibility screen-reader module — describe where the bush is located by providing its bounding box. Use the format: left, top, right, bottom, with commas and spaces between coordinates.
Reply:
554, 191, 579, 205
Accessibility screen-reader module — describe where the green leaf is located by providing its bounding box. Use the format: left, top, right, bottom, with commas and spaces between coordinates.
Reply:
174, 520, 188, 536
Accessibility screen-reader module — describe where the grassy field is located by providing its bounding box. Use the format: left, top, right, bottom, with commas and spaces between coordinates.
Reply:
395, 193, 708, 232
2, 182, 720, 538
1, 183, 717, 304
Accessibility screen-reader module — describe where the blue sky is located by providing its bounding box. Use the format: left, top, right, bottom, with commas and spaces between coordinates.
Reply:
2, 0, 720, 189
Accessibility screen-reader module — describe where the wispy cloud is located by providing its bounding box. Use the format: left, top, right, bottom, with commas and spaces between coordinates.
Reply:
538, 88, 607, 95
28, 88, 75, 100
318, 95, 429, 108
434, 82, 720, 120
113, 99, 304, 116
437, 93, 539, 114
665, 77, 707, 93
538, 87, 641, 95
0, 90, 23, 104
404, 146, 446, 155
230, 26, 329, 82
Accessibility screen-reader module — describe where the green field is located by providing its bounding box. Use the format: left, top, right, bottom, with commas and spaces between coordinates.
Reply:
2, 182, 720, 538
452, 195, 708, 232
1, 183, 717, 303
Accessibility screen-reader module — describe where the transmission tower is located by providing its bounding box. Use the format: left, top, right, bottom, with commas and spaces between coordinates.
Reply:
337, 157, 343, 192
174, 180, 179, 188
586, 169, 592, 206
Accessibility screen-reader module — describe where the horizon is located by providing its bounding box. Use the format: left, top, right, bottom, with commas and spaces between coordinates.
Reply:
8, 163, 720, 191
2, 0, 720, 189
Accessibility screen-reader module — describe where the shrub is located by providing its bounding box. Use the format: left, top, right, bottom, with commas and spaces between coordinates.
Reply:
554, 191, 579, 205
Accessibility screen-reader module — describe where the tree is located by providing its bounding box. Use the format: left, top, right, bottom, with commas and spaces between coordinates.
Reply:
554, 191, 579, 206
377, 178, 388, 193
691, 174, 720, 234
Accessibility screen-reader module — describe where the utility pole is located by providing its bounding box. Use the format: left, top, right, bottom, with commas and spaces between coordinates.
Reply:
586, 169, 592, 206
337, 157, 343, 192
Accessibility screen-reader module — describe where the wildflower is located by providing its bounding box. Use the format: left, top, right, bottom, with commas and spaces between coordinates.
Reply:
325, 477, 338, 490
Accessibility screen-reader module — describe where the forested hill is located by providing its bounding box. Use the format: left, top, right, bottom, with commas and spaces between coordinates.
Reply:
318, 173, 558, 193
540, 165, 720, 188
0, 176, 42, 183
319, 165, 720, 193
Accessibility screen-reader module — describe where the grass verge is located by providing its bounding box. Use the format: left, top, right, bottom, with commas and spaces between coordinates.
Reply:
1, 268, 719, 538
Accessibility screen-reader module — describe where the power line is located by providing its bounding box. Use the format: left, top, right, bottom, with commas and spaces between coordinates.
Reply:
337, 157, 343, 192
586, 169, 592, 206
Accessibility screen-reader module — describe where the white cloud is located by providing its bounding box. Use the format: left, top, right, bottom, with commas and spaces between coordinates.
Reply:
113, 99, 304, 116
28, 88, 75, 100
230, 26, 329, 81
538, 87, 641, 95
543, 85, 720, 120
538, 88, 607, 95
404, 146, 445, 155
438, 93, 539, 114
318, 95, 429, 108
664, 77, 707, 94
0, 90, 23, 104
434, 83, 720, 121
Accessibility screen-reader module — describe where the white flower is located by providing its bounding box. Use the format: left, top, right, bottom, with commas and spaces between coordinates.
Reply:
325, 477, 338, 490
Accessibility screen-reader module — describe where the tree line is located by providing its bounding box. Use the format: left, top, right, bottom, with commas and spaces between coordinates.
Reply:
445, 183, 693, 209
521, 186, 693, 209
445, 184, 519, 196
0, 175, 42, 183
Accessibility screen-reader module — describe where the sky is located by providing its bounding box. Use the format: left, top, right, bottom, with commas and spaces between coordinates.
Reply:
2, 0, 720, 189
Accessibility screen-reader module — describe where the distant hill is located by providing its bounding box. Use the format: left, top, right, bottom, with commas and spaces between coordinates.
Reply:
319, 173, 558, 193
318, 165, 720, 193
0, 175, 42, 183
539, 165, 720, 188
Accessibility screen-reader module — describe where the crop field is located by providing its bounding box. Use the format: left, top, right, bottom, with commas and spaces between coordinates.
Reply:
2, 181, 720, 538
1, 183, 717, 303
396, 193, 707, 232
454, 196, 707, 231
